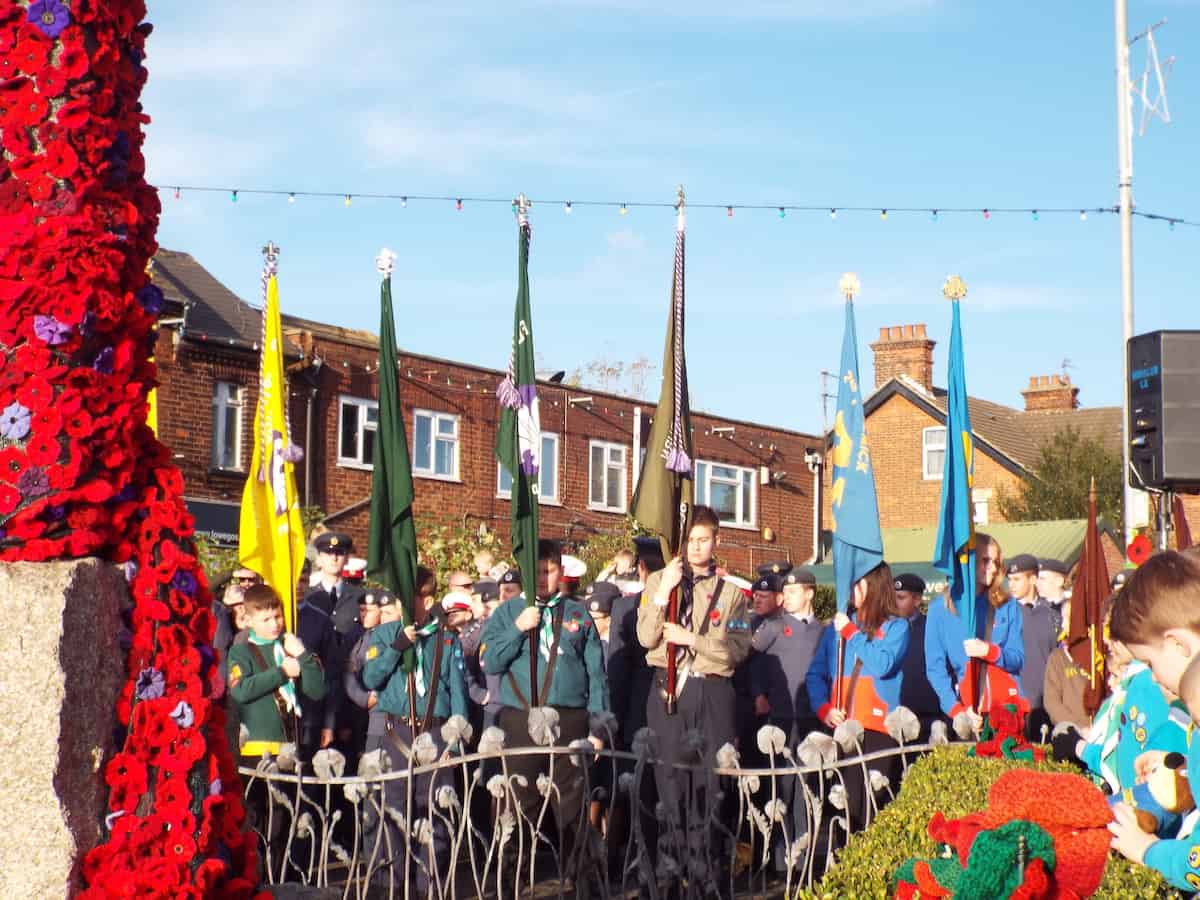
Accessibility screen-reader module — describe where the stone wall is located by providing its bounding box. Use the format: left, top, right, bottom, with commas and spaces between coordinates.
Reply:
0, 559, 126, 899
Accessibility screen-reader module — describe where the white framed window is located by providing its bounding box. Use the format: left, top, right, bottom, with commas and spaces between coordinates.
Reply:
922, 426, 946, 480
498, 432, 560, 503
211, 381, 244, 471
695, 460, 757, 528
338, 396, 379, 468
973, 488, 992, 525
413, 409, 460, 480
589, 441, 627, 512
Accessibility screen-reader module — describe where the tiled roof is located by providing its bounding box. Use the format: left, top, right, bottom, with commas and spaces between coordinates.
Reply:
153, 249, 264, 349
881, 375, 1121, 471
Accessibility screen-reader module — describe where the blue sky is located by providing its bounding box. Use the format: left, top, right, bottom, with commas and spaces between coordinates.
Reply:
143, 0, 1199, 436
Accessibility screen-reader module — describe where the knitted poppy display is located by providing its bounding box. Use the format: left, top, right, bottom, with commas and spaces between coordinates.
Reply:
969, 703, 1045, 763
892, 769, 1112, 899
0, 2, 257, 896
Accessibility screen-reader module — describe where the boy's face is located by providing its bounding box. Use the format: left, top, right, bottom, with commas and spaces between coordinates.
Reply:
894, 590, 921, 618
248, 606, 283, 641
686, 524, 717, 569
1038, 570, 1065, 599
499, 583, 522, 603
317, 549, 347, 578
1127, 629, 1200, 696
752, 589, 781, 617
537, 559, 561, 599
359, 605, 381, 629
379, 605, 402, 624
1007, 570, 1036, 600
782, 584, 814, 615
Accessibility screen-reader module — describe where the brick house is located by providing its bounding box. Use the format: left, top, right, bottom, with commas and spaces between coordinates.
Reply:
819, 322, 1127, 576
150, 249, 823, 575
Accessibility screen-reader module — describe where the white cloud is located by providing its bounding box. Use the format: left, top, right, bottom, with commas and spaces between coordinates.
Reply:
143, 130, 274, 184
514, 0, 936, 18
606, 228, 647, 251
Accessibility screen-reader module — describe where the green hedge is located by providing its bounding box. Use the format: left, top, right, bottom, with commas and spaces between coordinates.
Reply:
798, 745, 1181, 899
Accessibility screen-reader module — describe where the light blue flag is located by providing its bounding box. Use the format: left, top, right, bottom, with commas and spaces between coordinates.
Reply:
830, 298, 883, 613
932, 296, 979, 636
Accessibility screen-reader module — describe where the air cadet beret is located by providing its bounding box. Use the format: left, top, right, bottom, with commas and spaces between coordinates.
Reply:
314, 531, 353, 554
375, 591, 398, 607
1039, 558, 1069, 576
474, 580, 499, 601
499, 568, 522, 587
633, 536, 664, 560
360, 591, 381, 607
782, 569, 816, 587
752, 573, 783, 593
1006, 554, 1038, 575
1111, 570, 1129, 592
894, 573, 926, 594
755, 560, 794, 579
585, 581, 621, 615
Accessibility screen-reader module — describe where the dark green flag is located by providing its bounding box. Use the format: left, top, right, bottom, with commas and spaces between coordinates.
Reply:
495, 209, 540, 606
367, 257, 418, 643
632, 201, 694, 558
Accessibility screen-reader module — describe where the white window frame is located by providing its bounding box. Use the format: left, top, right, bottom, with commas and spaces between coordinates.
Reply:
337, 395, 379, 470
588, 440, 628, 513
413, 408, 460, 481
210, 381, 245, 471
498, 432, 560, 504
922, 426, 947, 481
973, 487, 992, 525
694, 459, 757, 529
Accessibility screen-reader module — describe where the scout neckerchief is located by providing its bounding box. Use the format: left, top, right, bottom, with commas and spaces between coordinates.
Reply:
248, 634, 300, 716
412, 619, 441, 697
538, 593, 566, 661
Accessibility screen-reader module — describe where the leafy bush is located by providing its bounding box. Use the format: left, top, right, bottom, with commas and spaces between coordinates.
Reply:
799, 745, 1178, 899
415, 514, 506, 585
813, 584, 837, 622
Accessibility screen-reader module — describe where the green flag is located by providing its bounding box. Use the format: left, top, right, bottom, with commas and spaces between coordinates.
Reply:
632, 198, 694, 558
367, 251, 418, 637
495, 206, 540, 606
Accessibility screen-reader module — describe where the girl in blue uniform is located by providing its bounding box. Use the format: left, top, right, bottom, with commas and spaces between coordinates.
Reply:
924, 532, 1026, 733
807, 562, 909, 828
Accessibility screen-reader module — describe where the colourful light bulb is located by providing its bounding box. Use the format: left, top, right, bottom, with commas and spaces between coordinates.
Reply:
344, 194, 352, 207
231, 190, 238, 203
931, 209, 938, 222
456, 198, 463, 211
727, 206, 733, 217
174, 187, 180, 200
778, 207, 786, 219
1032, 210, 1039, 222
983, 208, 990, 220
880, 209, 888, 221
288, 193, 296, 204
1079, 210, 1088, 222
830, 208, 837, 220
565, 201, 572, 214
401, 196, 407, 208
619, 204, 627, 216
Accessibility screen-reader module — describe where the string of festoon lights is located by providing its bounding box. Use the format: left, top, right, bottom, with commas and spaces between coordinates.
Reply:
152, 183, 1200, 231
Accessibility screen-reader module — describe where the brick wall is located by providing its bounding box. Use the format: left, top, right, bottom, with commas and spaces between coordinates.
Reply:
821, 391, 1024, 532
1020, 375, 1079, 412
869, 324, 935, 392
156, 327, 822, 576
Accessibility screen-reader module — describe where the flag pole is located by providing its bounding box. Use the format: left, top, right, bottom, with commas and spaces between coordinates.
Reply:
516, 193, 541, 708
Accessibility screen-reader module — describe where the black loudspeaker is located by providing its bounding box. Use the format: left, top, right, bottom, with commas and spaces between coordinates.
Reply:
1128, 330, 1200, 492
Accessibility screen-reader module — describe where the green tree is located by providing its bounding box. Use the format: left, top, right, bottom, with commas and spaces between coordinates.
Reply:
996, 427, 1123, 524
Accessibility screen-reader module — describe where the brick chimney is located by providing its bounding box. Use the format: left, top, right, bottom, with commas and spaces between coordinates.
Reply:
870, 324, 936, 392
1021, 374, 1079, 411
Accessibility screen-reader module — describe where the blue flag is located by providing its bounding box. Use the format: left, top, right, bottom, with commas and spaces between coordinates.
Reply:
830, 298, 883, 613
932, 298, 978, 636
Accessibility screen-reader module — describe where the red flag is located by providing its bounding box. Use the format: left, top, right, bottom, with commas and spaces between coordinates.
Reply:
1068, 479, 1110, 715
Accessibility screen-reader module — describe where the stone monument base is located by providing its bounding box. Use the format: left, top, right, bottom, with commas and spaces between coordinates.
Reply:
0, 559, 125, 899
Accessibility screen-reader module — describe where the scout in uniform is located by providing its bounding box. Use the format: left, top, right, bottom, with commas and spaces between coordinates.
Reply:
341, 590, 389, 763
806, 563, 910, 830
1038, 557, 1070, 636
481, 540, 609, 882
636, 505, 752, 894
362, 592, 469, 892
226, 584, 328, 870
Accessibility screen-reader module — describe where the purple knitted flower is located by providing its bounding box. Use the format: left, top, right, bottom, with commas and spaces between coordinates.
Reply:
136, 284, 164, 316
135, 667, 165, 701
92, 347, 114, 374
33, 314, 71, 346
27, 0, 70, 39
209, 778, 223, 797
0, 402, 30, 440
17, 466, 49, 498
171, 569, 197, 596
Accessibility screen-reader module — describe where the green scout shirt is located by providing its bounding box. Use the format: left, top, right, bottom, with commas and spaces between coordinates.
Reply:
363, 621, 469, 722
226, 639, 327, 756
480, 595, 610, 714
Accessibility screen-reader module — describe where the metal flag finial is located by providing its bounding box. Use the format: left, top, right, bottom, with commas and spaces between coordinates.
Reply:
515, 193, 531, 227
942, 274, 968, 301
675, 185, 686, 232
838, 272, 861, 301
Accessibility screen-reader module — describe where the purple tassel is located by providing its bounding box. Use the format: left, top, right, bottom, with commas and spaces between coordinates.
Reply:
664, 447, 692, 474
282, 443, 304, 463
496, 377, 521, 410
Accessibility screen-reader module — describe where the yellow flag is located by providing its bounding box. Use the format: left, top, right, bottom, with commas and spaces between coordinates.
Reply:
238, 274, 305, 630
146, 382, 157, 435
